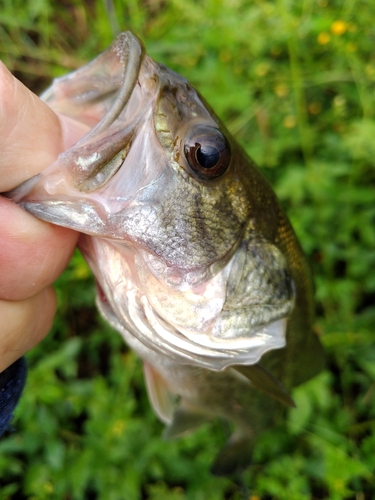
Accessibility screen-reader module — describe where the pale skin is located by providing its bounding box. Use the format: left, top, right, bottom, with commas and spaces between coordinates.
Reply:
0, 62, 89, 373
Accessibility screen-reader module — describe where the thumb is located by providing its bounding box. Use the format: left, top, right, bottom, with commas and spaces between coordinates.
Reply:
0, 61, 88, 192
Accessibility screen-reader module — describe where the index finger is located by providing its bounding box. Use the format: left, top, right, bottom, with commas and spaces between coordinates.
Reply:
0, 61, 89, 192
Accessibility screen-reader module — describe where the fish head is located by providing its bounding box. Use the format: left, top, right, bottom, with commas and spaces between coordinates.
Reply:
10, 32, 296, 370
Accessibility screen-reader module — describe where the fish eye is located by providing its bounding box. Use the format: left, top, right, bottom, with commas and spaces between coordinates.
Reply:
184, 125, 231, 179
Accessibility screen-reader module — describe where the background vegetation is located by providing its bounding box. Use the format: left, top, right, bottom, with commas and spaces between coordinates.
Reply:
0, 0, 374, 498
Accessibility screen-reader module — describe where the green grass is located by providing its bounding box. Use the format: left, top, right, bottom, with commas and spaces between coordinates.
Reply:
1, 0, 375, 498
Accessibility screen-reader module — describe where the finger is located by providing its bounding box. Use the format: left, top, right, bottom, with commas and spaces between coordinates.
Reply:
0, 62, 89, 192
0, 196, 78, 300
0, 65, 88, 301
0, 287, 57, 373
0, 62, 64, 191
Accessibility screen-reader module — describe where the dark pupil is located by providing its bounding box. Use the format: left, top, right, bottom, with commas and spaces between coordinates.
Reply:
196, 144, 220, 169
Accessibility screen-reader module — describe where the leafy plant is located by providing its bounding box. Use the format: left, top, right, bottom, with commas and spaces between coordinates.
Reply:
0, 0, 374, 498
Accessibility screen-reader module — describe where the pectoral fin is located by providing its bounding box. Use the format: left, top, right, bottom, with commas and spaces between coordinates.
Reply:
231, 364, 295, 408
143, 362, 175, 424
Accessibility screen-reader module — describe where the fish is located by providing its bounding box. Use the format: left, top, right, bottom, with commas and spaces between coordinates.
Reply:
8, 32, 324, 475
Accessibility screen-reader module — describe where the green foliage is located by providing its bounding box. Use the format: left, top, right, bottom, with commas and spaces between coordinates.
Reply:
1, 0, 374, 498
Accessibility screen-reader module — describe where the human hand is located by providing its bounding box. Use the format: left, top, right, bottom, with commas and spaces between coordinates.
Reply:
0, 62, 88, 372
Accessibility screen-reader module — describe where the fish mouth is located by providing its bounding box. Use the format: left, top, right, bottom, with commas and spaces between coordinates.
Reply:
43, 31, 146, 194
7, 32, 149, 205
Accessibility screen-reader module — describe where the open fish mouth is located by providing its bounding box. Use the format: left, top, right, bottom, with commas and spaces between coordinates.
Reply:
9, 32, 147, 205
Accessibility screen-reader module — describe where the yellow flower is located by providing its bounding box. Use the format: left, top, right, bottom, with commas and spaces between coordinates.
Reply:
112, 419, 126, 436
274, 83, 289, 97
331, 20, 348, 36
255, 62, 270, 77
317, 32, 330, 45
365, 64, 375, 78
283, 116, 297, 128
333, 95, 346, 108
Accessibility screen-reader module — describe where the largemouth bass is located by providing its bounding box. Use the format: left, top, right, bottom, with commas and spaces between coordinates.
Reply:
9, 32, 324, 475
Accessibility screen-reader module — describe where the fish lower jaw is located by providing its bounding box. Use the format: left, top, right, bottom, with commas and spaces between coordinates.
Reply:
95, 282, 287, 371
179, 317, 287, 352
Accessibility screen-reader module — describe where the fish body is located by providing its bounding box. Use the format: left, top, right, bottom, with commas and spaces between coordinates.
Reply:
9, 33, 324, 474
